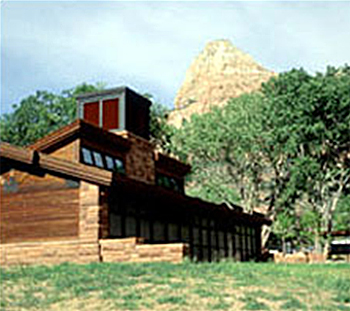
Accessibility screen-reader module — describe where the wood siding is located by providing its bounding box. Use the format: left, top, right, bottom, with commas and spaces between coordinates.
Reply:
103, 98, 119, 130
83, 101, 100, 126
0, 170, 79, 244
50, 140, 80, 163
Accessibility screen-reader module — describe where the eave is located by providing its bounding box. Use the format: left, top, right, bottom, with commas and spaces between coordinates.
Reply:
28, 119, 131, 153
1, 143, 271, 226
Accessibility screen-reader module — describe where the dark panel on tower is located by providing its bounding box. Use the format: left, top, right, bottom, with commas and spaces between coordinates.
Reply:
125, 88, 151, 140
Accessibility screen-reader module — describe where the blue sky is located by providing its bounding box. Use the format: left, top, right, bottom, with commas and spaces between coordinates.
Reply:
1, 1, 350, 114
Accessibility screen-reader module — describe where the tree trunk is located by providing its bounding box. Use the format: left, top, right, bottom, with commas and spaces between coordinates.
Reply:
261, 225, 271, 248
314, 232, 321, 254
282, 236, 286, 254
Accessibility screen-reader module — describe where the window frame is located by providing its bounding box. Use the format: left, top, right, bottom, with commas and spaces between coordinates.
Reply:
80, 146, 125, 174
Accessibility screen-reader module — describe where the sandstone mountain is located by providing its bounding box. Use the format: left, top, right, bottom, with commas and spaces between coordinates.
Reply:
168, 39, 276, 127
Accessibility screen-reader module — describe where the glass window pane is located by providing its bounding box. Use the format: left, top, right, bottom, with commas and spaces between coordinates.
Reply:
168, 223, 178, 242
93, 151, 104, 168
227, 233, 233, 258
235, 233, 240, 249
235, 248, 241, 261
193, 227, 200, 245
114, 158, 125, 173
105, 155, 114, 170
153, 221, 165, 242
202, 247, 209, 261
252, 228, 256, 253
110, 213, 122, 237
125, 216, 137, 237
202, 229, 208, 246
163, 176, 171, 188
212, 248, 219, 262
218, 231, 225, 249
192, 245, 201, 261
219, 249, 226, 260
140, 219, 150, 241
181, 225, 189, 242
211, 230, 217, 248
82, 148, 93, 165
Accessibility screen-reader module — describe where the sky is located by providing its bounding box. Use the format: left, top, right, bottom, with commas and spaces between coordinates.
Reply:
1, 1, 350, 115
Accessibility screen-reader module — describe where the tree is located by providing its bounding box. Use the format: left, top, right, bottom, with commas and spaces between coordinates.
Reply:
272, 211, 296, 254
146, 95, 177, 154
172, 65, 350, 251
0, 83, 104, 146
261, 66, 350, 253
172, 93, 267, 209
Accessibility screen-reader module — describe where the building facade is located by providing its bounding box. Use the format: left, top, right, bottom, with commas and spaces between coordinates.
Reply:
0, 87, 270, 265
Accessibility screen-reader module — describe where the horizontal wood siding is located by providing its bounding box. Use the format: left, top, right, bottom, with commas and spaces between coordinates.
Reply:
1, 178, 79, 244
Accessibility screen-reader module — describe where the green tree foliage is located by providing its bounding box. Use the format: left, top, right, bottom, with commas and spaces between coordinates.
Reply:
147, 96, 177, 153
272, 211, 296, 253
261, 66, 350, 252
0, 83, 104, 146
172, 93, 266, 210
172, 65, 350, 250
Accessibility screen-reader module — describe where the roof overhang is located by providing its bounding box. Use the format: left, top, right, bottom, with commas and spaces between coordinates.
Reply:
1, 143, 271, 226
28, 119, 131, 153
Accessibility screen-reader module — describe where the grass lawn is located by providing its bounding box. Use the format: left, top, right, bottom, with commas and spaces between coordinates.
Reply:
1, 261, 349, 311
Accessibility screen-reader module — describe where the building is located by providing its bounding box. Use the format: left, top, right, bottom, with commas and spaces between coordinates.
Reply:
0, 87, 270, 266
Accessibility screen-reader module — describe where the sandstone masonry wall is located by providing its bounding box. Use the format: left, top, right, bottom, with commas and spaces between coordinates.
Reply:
100, 238, 188, 263
116, 131, 155, 184
274, 252, 327, 264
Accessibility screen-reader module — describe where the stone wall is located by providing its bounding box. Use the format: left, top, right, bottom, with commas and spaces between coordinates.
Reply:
100, 238, 188, 263
274, 252, 326, 264
0, 240, 99, 266
79, 181, 100, 241
116, 131, 155, 184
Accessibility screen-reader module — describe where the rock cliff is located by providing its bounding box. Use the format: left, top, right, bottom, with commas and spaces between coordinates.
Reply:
169, 39, 275, 127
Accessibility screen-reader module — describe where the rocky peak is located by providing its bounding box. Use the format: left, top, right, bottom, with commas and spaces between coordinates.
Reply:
169, 39, 275, 127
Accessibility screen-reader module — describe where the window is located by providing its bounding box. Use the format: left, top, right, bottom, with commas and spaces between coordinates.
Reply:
82, 148, 93, 165
92, 151, 104, 168
81, 147, 125, 174
115, 159, 125, 174
105, 155, 114, 170
156, 173, 183, 193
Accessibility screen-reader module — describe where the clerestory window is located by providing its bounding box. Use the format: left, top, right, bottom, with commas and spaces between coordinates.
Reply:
81, 147, 125, 174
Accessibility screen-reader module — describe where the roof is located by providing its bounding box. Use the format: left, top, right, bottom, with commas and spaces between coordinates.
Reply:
0, 142, 271, 226
154, 152, 191, 176
29, 119, 131, 153
75, 86, 151, 107
29, 119, 191, 177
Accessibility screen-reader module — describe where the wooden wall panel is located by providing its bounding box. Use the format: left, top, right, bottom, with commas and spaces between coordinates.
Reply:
0, 171, 79, 244
83, 101, 99, 126
50, 140, 80, 162
103, 99, 119, 130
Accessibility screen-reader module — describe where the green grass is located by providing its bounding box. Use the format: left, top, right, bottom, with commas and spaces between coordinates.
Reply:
1, 262, 349, 310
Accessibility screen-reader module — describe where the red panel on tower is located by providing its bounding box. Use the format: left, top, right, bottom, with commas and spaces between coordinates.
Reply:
103, 98, 119, 130
83, 102, 99, 126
